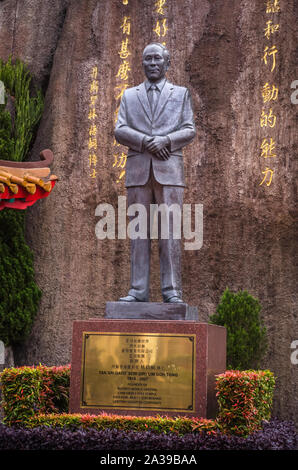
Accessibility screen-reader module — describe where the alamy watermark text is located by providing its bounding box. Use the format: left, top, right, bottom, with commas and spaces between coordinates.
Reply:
95, 196, 203, 250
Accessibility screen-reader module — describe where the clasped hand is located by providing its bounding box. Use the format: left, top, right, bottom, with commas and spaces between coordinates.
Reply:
143, 135, 170, 160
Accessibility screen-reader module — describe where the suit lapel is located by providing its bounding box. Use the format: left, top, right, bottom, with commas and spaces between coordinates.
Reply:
153, 81, 174, 121
136, 82, 152, 121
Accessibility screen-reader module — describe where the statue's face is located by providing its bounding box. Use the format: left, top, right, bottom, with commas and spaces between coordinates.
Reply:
142, 44, 169, 82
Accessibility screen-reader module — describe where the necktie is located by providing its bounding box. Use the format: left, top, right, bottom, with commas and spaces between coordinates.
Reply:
149, 84, 158, 114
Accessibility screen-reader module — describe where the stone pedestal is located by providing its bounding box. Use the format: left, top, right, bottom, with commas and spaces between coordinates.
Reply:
105, 301, 199, 321
69, 305, 226, 418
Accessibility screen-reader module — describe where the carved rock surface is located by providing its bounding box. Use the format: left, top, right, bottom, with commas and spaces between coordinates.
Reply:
0, 0, 297, 424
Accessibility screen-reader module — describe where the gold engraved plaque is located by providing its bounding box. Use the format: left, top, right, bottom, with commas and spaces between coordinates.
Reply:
80, 332, 196, 412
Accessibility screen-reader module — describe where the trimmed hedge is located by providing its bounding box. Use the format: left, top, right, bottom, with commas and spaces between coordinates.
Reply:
1, 366, 276, 439
215, 370, 275, 436
0, 365, 70, 425
0, 419, 296, 450
25, 413, 219, 436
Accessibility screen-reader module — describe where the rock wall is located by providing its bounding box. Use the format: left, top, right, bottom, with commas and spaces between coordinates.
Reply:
0, 0, 297, 423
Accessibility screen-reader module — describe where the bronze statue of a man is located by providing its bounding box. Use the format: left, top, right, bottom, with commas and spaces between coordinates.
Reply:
115, 42, 196, 303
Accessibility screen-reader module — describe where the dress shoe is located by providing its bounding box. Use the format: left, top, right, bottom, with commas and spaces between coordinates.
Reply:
165, 296, 183, 303
119, 295, 140, 302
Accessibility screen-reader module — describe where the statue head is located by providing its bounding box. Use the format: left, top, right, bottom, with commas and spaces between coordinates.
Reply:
142, 43, 170, 82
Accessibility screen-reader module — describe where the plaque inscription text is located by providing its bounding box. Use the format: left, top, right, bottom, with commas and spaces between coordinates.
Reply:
80, 332, 196, 412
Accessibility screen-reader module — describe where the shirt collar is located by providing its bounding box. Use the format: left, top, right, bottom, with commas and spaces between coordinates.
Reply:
145, 77, 166, 92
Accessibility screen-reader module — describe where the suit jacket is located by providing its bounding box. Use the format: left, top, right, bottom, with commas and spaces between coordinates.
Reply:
114, 80, 196, 187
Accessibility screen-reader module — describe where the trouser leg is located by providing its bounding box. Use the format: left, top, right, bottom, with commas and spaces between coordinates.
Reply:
152, 180, 184, 301
127, 183, 152, 302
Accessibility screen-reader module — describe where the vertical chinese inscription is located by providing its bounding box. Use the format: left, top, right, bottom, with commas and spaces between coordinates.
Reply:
259, 0, 281, 187
81, 332, 196, 411
113, 1, 133, 184
88, 66, 99, 179
153, 0, 169, 45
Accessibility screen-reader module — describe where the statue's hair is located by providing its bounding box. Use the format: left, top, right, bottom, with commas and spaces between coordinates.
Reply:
143, 43, 170, 64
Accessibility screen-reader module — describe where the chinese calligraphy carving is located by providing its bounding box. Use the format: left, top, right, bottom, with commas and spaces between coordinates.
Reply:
88, 66, 99, 179
266, 0, 281, 14
262, 82, 279, 103
153, 0, 168, 45
263, 45, 278, 72
259, 1, 281, 187
259, 167, 274, 186
112, 2, 133, 183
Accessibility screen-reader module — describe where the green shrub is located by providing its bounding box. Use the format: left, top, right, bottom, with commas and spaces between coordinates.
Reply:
0, 365, 70, 426
0, 366, 42, 426
0, 56, 44, 162
0, 57, 44, 347
37, 365, 70, 415
0, 210, 42, 345
209, 288, 268, 369
0, 109, 14, 160
215, 370, 275, 437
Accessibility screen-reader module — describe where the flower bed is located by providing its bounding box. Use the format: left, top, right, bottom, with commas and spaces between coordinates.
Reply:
0, 366, 278, 438
0, 365, 296, 450
0, 419, 296, 450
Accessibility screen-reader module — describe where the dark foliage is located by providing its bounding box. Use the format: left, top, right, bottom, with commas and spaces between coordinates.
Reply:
209, 288, 267, 370
0, 419, 296, 451
0, 210, 42, 345
0, 57, 44, 347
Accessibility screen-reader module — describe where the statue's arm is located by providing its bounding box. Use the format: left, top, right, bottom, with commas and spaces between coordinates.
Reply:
114, 93, 147, 153
167, 89, 196, 153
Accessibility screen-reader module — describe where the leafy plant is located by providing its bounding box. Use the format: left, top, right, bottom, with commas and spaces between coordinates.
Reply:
0, 109, 14, 160
0, 56, 44, 162
0, 365, 70, 426
215, 370, 275, 437
0, 57, 44, 347
209, 288, 268, 370
0, 211, 42, 345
